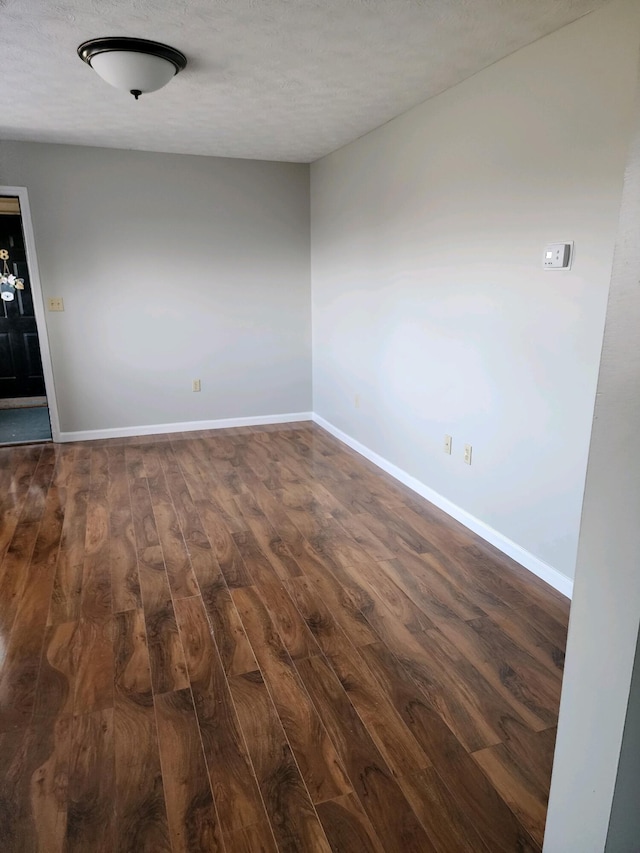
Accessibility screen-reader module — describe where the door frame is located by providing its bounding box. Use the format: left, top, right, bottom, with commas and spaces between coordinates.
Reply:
0, 186, 61, 442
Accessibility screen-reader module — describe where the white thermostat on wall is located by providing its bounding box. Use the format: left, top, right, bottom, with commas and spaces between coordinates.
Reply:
544, 242, 573, 270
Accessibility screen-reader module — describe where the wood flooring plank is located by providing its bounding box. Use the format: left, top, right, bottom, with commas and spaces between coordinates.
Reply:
49, 548, 84, 627
516, 603, 569, 655
147, 464, 199, 600
360, 642, 539, 853
138, 545, 189, 695
73, 616, 114, 715
124, 444, 146, 481
329, 560, 521, 751
175, 595, 266, 838
154, 687, 224, 853
232, 527, 321, 660
373, 550, 487, 625
232, 585, 351, 804
290, 538, 379, 648
0, 483, 66, 730
34, 615, 114, 721
0, 718, 71, 853
243, 441, 300, 493
238, 470, 320, 570
29, 716, 72, 853
316, 793, 386, 853
81, 480, 111, 620
328, 504, 396, 563
130, 476, 190, 694
481, 604, 565, 679
234, 489, 303, 581
66, 708, 116, 853
113, 609, 171, 853
48, 448, 90, 625
0, 445, 42, 563
229, 669, 333, 853
194, 495, 252, 589
287, 574, 432, 783
0, 519, 40, 637
436, 617, 560, 730
340, 554, 437, 634
401, 766, 493, 853
12, 444, 57, 527
0, 453, 62, 638
472, 722, 557, 848
174, 443, 251, 587
108, 446, 141, 614
34, 620, 76, 719
224, 820, 279, 853
296, 654, 436, 853
196, 560, 258, 676
458, 541, 571, 624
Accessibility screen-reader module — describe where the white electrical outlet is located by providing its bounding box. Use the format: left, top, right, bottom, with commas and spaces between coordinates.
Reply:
464, 444, 472, 465
354, 394, 360, 409
444, 435, 452, 454
47, 297, 64, 312
192, 379, 201, 392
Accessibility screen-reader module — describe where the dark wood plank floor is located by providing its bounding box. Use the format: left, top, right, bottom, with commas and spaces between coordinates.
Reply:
0, 423, 570, 852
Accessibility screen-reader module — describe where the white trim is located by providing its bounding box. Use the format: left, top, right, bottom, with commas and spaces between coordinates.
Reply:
312, 413, 574, 599
1, 186, 62, 442
58, 411, 313, 443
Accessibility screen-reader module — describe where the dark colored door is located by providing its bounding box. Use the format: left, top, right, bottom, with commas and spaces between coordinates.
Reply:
0, 211, 46, 398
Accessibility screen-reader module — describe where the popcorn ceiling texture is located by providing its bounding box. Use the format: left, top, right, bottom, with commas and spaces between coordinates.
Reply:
1, 0, 606, 162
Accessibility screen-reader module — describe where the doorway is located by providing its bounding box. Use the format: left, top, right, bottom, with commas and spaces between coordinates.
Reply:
0, 194, 53, 444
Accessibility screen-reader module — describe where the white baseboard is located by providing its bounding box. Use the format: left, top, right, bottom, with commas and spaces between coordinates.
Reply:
312, 413, 574, 599
58, 412, 313, 443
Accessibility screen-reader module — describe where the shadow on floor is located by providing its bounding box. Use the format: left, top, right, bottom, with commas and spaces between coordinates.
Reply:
0, 406, 52, 444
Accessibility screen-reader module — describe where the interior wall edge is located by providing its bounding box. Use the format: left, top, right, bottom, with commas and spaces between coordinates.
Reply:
312, 412, 574, 599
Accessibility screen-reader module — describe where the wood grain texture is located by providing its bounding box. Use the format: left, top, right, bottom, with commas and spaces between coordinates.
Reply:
232, 584, 351, 804
472, 720, 557, 848
360, 641, 540, 852
0, 718, 71, 852
229, 669, 332, 853
297, 653, 435, 852
174, 594, 266, 839
66, 709, 116, 852
113, 608, 171, 852
316, 793, 386, 853
0, 425, 569, 852
154, 687, 223, 852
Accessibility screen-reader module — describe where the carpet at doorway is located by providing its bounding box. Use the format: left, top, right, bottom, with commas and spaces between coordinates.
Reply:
0, 407, 52, 444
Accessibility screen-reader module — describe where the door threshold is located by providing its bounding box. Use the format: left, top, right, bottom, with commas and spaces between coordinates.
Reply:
0, 396, 48, 410
0, 438, 53, 448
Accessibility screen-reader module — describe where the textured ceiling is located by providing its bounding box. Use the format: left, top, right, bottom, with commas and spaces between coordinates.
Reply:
2, 0, 607, 162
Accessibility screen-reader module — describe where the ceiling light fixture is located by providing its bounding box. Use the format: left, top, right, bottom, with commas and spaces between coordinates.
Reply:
77, 37, 187, 100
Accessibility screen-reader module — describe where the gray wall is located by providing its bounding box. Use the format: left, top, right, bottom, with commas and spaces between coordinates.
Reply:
544, 52, 640, 850
310, 0, 640, 582
0, 142, 311, 434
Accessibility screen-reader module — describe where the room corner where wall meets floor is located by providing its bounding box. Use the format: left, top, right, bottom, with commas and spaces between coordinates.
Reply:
312, 414, 574, 599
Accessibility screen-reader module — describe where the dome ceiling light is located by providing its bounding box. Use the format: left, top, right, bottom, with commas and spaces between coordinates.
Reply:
78, 37, 187, 100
